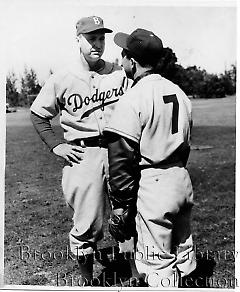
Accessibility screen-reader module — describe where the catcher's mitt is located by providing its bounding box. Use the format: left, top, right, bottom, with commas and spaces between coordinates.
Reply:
108, 207, 137, 243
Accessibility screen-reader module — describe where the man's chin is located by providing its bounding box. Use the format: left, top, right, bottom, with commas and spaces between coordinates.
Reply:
90, 53, 102, 60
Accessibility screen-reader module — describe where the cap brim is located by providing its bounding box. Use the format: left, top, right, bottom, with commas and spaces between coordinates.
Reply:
98, 28, 113, 33
114, 32, 130, 50
85, 28, 113, 33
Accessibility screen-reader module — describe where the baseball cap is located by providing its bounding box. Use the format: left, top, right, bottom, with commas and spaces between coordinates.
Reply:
114, 28, 163, 65
76, 16, 113, 35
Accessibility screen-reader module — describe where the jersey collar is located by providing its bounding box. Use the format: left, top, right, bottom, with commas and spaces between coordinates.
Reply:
89, 59, 106, 73
131, 70, 155, 87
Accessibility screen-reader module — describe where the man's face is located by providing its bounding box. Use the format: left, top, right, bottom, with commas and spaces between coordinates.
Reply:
121, 50, 134, 79
78, 31, 105, 62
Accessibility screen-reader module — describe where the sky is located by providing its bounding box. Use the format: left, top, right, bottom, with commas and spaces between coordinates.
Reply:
1, 0, 237, 84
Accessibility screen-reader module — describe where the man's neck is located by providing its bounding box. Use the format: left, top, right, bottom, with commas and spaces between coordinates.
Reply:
131, 67, 154, 87
134, 67, 152, 80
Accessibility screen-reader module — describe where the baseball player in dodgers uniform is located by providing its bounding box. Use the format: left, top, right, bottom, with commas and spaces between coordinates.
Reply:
30, 16, 130, 283
105, 28, 196, 287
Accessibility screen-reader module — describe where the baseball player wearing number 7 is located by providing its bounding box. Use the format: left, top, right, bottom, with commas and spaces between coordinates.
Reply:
30, 16, 130, 284
104, 28, 196, 287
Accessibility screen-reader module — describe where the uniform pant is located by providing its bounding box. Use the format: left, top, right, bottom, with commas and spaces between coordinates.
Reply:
62, 147, 109, 256
135, 166, 196, 288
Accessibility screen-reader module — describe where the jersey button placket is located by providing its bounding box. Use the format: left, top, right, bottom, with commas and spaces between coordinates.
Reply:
92, 73, 97, 90
98, 80, 106, 131
92, 74, 96, 89
90, 74, 105, 134
97, 112, 105, 134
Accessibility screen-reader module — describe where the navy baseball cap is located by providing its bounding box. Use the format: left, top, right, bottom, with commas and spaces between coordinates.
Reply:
114, 28, 163, 64
76, 16, 113, 35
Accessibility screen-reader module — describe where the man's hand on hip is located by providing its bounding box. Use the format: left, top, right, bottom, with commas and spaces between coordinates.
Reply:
52, 143, 85, 166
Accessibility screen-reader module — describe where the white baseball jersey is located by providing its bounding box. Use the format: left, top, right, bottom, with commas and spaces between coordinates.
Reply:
106, 74, 192, 167
30, 59, 129, 141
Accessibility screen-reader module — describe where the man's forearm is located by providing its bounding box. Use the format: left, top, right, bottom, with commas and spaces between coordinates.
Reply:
30, 111, 65, 151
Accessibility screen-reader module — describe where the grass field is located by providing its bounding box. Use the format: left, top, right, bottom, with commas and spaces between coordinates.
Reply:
4, 95, 236, 288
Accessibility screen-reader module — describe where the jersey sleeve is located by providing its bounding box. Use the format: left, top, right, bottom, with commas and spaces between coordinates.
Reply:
30, 111, 65, 151
178, 86, 192, 121
182, 88, 193, 133
30, 74, 60, 119
105, 95, 141, 144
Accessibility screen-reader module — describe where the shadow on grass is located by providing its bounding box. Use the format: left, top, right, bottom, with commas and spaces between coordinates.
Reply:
179, 254, 216, 288
93, 246, 141, 287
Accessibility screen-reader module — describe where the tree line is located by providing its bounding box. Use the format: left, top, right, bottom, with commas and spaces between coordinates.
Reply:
156, 48, 236, 99
6, 48, 236, 107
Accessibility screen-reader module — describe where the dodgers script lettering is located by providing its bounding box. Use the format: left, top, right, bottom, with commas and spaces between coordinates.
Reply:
67, 78, 126, 113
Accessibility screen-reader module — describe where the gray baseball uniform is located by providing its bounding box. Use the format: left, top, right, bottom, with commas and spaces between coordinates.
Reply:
105, 73, 196, 287
31, 58, 130, 256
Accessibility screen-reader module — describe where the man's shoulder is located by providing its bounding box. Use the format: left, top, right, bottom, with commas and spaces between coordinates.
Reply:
52, 62, 93, 83
155, 76, 190, 103
159, 75, 182, 90
41, 69, 69, 87
138, 74, 181, 94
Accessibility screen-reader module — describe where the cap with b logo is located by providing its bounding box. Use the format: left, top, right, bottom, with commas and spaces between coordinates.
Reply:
114, 28, 164, 65
76, 16, 113, 35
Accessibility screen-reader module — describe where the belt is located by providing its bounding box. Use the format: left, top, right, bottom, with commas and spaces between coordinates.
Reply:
72, 136, 108, 148
140, 151, 186, 170
140, 160, 183, 170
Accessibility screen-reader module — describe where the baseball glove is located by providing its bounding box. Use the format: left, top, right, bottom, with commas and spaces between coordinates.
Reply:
108, 207, 137, 243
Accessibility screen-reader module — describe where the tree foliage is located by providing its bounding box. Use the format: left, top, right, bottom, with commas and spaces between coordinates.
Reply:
19, 67, 42, 106
6, 56, 236, 107
6, 72, 19, 106
156, 48, 236, 98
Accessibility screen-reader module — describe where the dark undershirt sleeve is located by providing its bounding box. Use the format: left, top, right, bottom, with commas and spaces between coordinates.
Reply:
30, 111, 65, 151
107, 133, 140, 209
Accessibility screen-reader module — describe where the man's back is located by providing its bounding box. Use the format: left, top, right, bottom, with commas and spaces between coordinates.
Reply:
106, 74, 192, 167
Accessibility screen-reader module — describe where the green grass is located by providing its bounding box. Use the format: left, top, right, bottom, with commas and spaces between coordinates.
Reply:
4, 96, 236, 288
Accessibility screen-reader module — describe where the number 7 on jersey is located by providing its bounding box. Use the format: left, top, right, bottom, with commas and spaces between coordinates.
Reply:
163, 94, 179, 134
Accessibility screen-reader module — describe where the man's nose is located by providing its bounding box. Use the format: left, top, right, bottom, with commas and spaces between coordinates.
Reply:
93, 40, 102, 49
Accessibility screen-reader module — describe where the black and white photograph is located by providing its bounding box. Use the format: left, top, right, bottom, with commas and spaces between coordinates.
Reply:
1, 0, 238, 289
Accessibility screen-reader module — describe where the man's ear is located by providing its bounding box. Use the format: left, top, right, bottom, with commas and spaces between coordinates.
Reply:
130, 58, 136, 67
